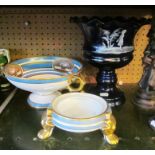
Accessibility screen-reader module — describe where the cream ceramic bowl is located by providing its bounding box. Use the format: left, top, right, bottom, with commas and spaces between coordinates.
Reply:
4, 56, 83, 109
51, 92, 111, 133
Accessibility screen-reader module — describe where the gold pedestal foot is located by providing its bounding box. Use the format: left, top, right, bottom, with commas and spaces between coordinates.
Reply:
104, 133, 119, 145
102, 114, 119, 145
38, 127, 54, 140
38, 109, 54, 140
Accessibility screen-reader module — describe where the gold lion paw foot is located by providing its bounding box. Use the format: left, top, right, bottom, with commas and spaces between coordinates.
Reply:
104, 134, 119, 145
37, 127, 53, 140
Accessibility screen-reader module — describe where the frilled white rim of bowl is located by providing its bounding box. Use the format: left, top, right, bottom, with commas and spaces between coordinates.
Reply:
4, 56, 82, 84
52, 92, 109, 120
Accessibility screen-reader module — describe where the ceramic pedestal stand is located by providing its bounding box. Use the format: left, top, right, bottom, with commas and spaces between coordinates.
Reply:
38, 109, 118, 145
71, 16, 150, 107
37, 93, 119, 145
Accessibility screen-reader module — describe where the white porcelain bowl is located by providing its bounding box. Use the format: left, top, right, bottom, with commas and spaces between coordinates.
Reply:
4, 56, 83, 109
51, 92, 111, 133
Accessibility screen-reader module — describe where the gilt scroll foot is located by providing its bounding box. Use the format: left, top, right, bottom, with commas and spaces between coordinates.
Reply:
38, 109, 54, 140
102, 114, 119, 145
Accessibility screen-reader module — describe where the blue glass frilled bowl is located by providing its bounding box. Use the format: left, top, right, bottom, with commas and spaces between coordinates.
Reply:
71, 16, 151, 107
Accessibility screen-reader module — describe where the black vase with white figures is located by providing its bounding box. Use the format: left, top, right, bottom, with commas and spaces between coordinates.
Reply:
71, 16, 150, 107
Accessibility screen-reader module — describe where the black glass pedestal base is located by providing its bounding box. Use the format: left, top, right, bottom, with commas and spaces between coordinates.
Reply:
84, 68, 125, 107
84, 84, 125, 107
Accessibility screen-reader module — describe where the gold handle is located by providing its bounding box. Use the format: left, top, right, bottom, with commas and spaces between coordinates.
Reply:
67, 75, 85, 92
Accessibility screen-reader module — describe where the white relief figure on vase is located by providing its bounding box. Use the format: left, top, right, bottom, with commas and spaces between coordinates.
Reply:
93, 28, 129, 54
116, 29, 127, 48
